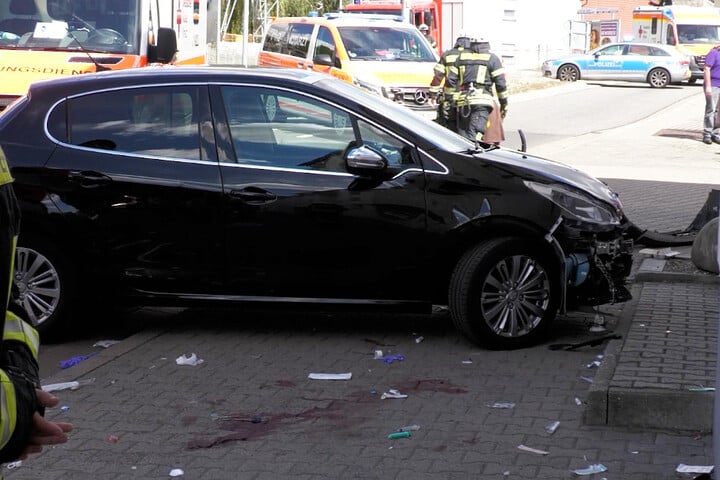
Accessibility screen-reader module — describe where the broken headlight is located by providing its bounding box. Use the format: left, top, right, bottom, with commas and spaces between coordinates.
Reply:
524, 181, 620, 226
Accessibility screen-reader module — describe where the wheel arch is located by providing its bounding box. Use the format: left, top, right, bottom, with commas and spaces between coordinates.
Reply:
428, 216, 563, 302
557, 62, 581, 80
448, 234, 565, 349
647, 67, 670, 87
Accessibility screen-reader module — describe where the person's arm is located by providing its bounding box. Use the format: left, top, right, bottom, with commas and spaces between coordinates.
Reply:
490, 55, 509, 117
705, 49, 716, 96
0, 311, 43, 462
705, 65, 713, 96
429, 57, 447, 102
0, 178, 71, 463
18, 390, 72, 459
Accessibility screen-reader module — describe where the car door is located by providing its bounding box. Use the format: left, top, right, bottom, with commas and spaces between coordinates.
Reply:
584, 43, 625, 80
310, 25, 353, 83
212, 84, 428, 301
623, 44, 653, 81
44, 84, 226, 295
287, 21, 316, 70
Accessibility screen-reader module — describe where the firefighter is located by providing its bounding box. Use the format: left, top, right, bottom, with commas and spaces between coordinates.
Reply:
455, 36, 509, 145
0, 153, 71, 471
429, 32, 474, 131
418, 24, 437, 50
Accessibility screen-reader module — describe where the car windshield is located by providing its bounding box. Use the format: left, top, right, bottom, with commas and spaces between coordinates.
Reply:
677, 24, 720, 44
338, 25, 436, 61
315, 76, 473, 153
0, 0, 139, 54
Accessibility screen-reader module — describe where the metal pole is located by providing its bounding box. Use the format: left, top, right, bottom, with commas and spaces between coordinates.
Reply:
242, 0, 249, 66
715, 196, 720, 476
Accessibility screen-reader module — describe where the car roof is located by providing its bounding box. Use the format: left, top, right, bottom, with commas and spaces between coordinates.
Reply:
268, 14, 412, 28
27, 66, 328, 98
601, 41, 675, 49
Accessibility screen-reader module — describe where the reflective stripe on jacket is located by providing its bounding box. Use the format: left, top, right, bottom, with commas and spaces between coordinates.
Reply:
3, 313, 39, 362
0, 156, 40, 462
429, 46, 464, 96
456, 50, 508, 106
0, 371, 16, 453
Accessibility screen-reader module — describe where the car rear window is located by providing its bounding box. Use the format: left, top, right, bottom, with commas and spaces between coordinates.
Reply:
649, 46, 671, 56
58, 86, 204, 160
263, 23, 289, 53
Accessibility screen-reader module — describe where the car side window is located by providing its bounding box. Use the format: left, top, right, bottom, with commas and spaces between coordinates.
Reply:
666, 27, 676, 45
598, 44, 623, 56
627, 45, 650, 56
220, 86, 356, 172
65, 86, 202, 159
315, 26, 336, 60
285, 23, 314, 58
357, 120, 417, 167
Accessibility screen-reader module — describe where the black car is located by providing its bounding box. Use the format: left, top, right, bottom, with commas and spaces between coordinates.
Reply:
0, 66, 632, 349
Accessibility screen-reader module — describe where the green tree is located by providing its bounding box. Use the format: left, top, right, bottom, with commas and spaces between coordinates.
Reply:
222, 0, 342, 35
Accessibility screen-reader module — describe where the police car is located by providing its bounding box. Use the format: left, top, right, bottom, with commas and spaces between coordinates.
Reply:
542, 42, 691, 88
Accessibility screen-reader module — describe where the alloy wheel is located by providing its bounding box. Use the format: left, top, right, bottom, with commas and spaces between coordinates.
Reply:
13, 247, 61, 328
479, 254, 550, 338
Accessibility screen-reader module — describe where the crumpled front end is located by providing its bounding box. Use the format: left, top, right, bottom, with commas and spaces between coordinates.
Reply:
558, 223, 634, 310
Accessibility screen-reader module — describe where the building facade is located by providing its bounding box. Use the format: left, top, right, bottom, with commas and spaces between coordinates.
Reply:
442, 0, 583, 71
442, 0, 715, 71
579, 0, 714, 40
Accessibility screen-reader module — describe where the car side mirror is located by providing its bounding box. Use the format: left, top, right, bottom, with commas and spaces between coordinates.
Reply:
346, 145, 388, 175
313, 53, 334, 66
149, 28, 178, 64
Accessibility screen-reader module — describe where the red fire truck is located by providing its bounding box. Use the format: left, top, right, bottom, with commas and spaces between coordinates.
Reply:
343, 0, 442, 52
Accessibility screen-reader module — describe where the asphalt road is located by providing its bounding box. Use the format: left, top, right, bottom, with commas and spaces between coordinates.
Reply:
503, 79, 700, 151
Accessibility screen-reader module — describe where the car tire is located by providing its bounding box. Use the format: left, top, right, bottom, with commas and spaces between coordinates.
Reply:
13, 235, 76, 337
557, 64, 579, 82
648, 68, 670, 88
448, 237, 560, 349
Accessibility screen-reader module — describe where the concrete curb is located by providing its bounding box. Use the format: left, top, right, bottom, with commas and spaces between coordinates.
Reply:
42, 328, 168, 386
607, 387, 713, 433
583, 282, 639, 426
633, 270, 720, 284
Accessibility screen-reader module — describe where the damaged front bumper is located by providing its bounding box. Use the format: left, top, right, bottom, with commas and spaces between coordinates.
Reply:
550, 220, 634, 313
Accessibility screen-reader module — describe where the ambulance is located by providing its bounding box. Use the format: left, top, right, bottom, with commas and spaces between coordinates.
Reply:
0, 0, 208, 110
632, 5, 720, 83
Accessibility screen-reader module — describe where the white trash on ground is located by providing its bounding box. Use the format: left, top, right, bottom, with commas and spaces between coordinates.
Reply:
308, 373, 352, 380
175, 353, 204, 366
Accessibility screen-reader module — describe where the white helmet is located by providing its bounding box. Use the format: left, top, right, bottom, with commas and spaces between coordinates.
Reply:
419, 24, 429, 32
456, 30, 476, 42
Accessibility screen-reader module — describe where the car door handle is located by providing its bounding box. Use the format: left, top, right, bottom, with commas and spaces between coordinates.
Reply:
67, 170, 112, 187
229, 187, 278, 204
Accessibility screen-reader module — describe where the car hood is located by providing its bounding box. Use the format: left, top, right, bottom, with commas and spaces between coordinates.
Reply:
480, 148, 621, 207
544, 54, 586, 63
345, 61, 435, 88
